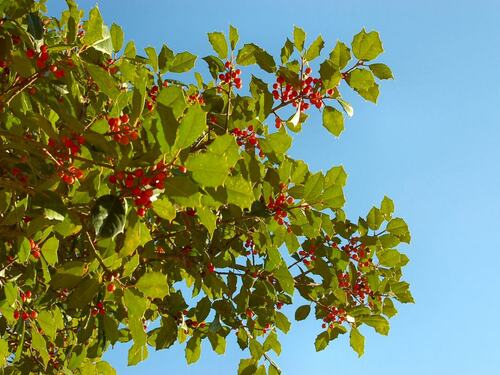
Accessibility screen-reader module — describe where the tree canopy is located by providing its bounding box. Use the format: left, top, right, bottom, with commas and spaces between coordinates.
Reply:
0, 1, 412, 373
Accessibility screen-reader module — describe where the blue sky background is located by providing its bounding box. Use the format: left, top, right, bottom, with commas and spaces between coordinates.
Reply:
47, 1, 500, 373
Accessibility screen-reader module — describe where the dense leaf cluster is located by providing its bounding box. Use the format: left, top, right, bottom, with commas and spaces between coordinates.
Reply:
0, 0, 411, 373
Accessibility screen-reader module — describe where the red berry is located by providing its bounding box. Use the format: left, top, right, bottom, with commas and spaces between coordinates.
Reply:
26, 49, 36, 59
25, 290, 32, 299
40, 44, 48, 53
107, 283, 116, 293
120, 114, 130, 124
21, 312, 29, 321
137, 208, 146, 217
30, 310, 38, 319
208, 263, 215, 273
13, 310, 20, 320
178, 165, 187, 174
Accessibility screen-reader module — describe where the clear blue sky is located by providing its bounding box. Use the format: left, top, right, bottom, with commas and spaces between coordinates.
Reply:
47, 1, 500, 373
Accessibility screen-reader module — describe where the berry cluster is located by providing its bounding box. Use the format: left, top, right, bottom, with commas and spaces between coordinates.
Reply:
108, 113, 139, 145
26, 44, 65, 78
13, 290, 38, 321
109, 161, 171, 216
244, 237, 258, 256
145, 85, 159, 111
47, 133, 85, 184
272, 68, 337, 112
218, 61, 242, 90
267, 186, 294, 226
187, 93, 205, 105
333, 237, 373, 268
102, 58, 119, 75
10, 167, 28, 185
29, 239, 41, 259
231, 126, 264, 157
338, 271, 373, 301
321, 306, 346, 329
298, 243, 317, 266
90, 301, 106, 316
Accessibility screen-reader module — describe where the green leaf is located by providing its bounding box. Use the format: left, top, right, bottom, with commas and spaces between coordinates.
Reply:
382, 298, 398, 318
322, 106, 344, 136
169, 51, 197, 73
67, 277, 100, 309
164, 176, 201, 207
208, 32, 228, 59
238, 358, 257, 375
26, 13, 43, 39
380, 195, 394, 218
41, 236, 59, 266
4, 282, 17, 306
225, 176, 254, 209
119, 216, 151, 257
293, 26, 306, 51
155, 316, 178, 349
294, 305, 311, 321
329, 41, 351, 69
208, 332, 226, 355
280, 38, 294, 64
377, 249, 409, 267
337, 98, 353, 117
90, 195, 126, 239
315, 331, 330, 351
110, 23, 124, 52
128, 344, 148, 366
362, 315, 390, 335
158, 44, 175, 73
145, 46, 159, 72
152, 198, 176, 222
352, 29, 383, 61
173, 104, 206, 152
135, 272, 169, 299
229, 25, 239, 50
185, 334, 201, 364
367, 207, 384, 230
348, 69, 376, 90
185, 152, 230, 187
236, 44, 276, 73
86, 63, 120, 99
124, 288, 147, 318
274, 311, 290, 333
350, 327, 364, 357
37, 310, 56, 339
83, 6, 104, 46
263, 331, 281, 355
31, 325, 49, 366
124, 40, 136, 58
319, 59, 342, 90
50, 261, 87, 289
304, 35, 324, 61
387, 218, 411, 243
369, 63, 393, 79
273, 262, 294, 295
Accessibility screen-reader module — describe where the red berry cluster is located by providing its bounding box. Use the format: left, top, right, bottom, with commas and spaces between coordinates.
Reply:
90, 301, 106, 316
108, 113, 139, 145
272, 68, 337, 113
207, 262, 215, 273
26, 44, 65, 78
13, 290, 38, 321
108, 161, 171, 216
187, 93, 205, 105
29, 239, 41, 259
218, 61, 242, 90
267, 185, 294, 226
230, 126, 264, 157
338, 271, 373, 301
10, 167, 28, 185
244, 237, 258, 256
102, 58, 118, 75
47, 133, 85, 185
185, 319, 207, 330
276, 302, 284, 310
145, 85, 159, 111
332, 237, 373, 268
298, 243, 317, 266
321, 306, 346, 329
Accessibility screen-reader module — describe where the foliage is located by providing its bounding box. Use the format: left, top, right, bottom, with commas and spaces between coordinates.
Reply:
0, 1, 411, 373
